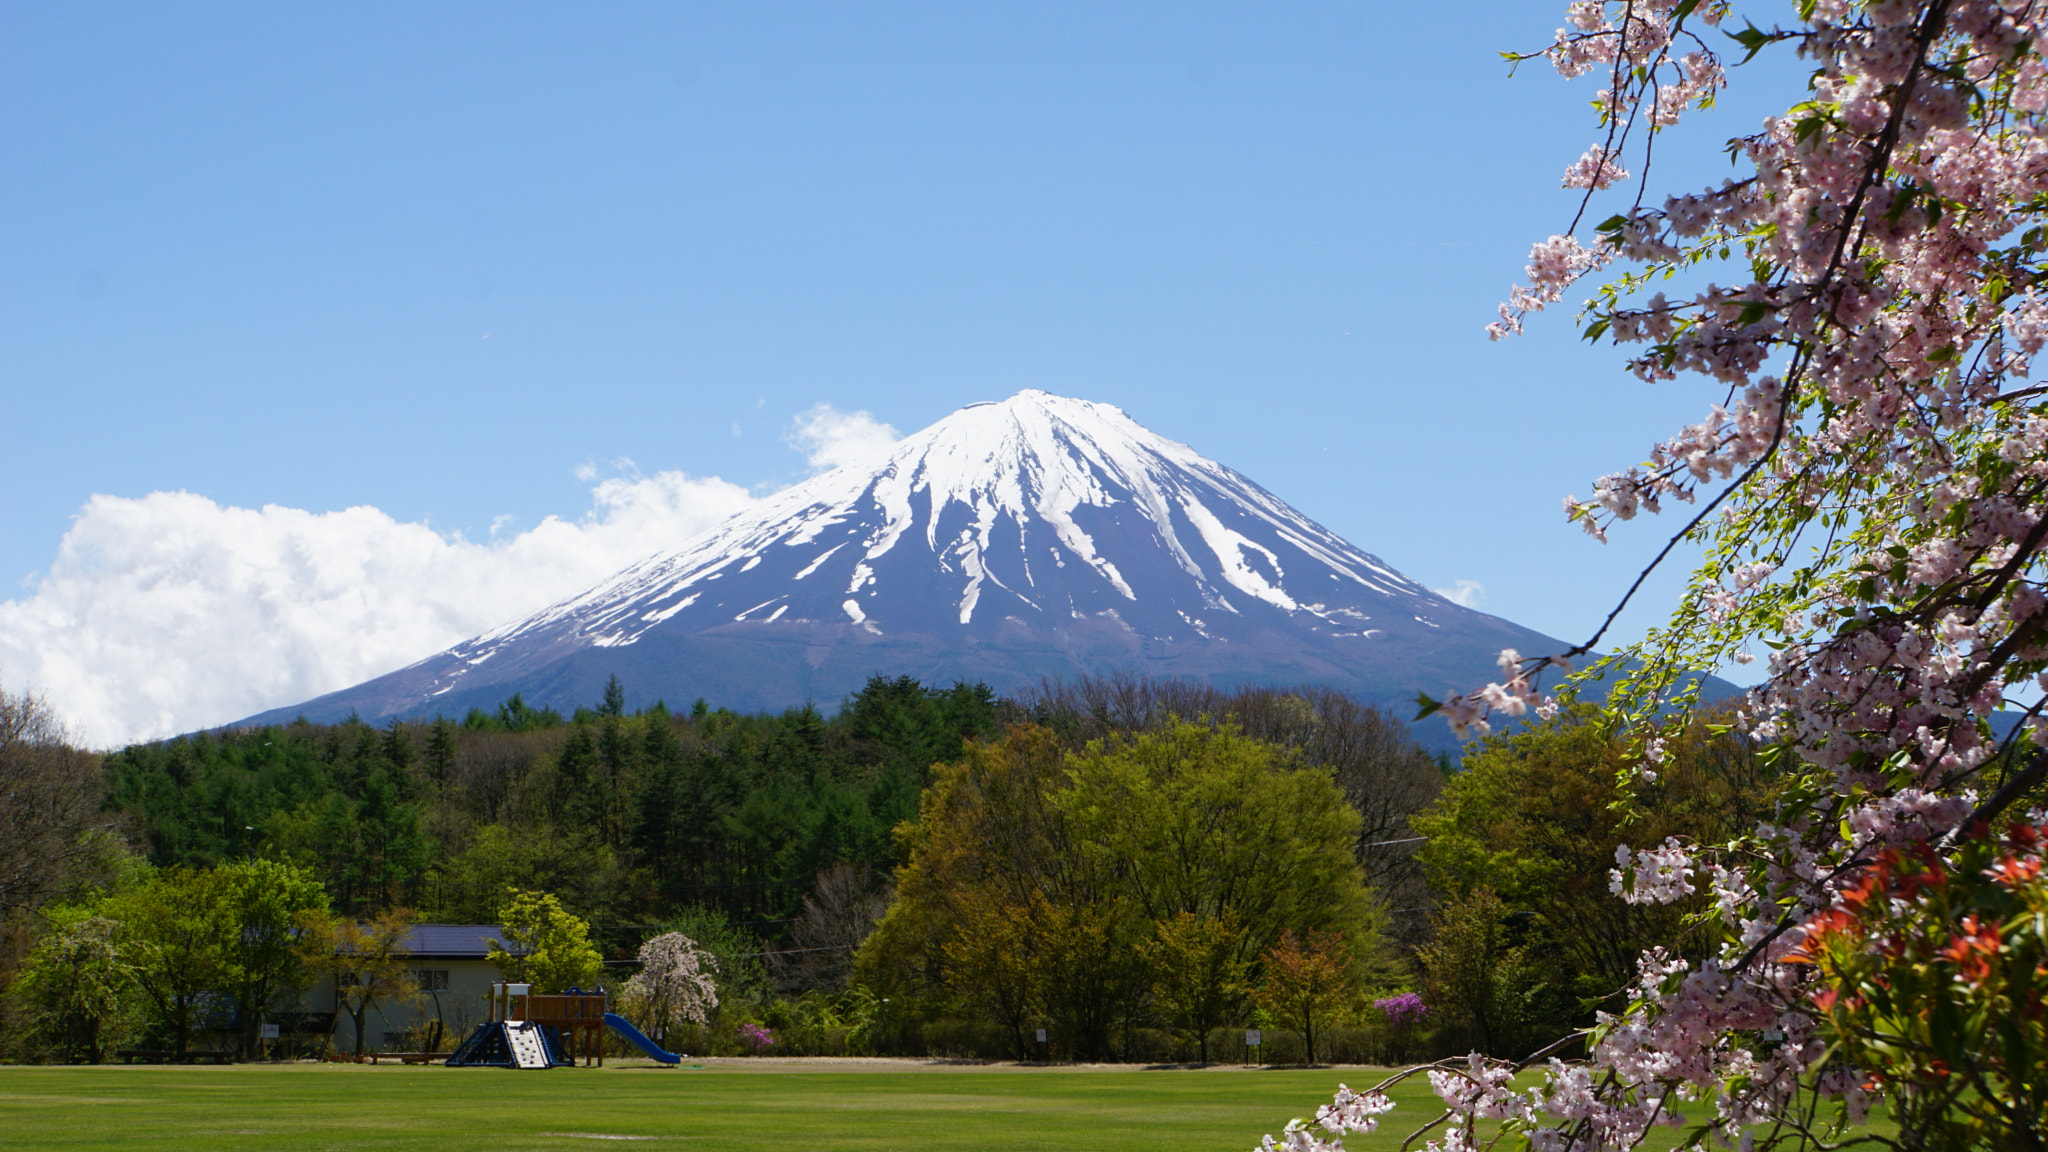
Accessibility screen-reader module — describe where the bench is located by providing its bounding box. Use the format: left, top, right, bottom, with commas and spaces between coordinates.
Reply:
115, 1049, 235, 1064
367, 1052, 442, 1065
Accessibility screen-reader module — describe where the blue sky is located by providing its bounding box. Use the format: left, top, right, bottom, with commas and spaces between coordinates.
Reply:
1, 2, 1796, 742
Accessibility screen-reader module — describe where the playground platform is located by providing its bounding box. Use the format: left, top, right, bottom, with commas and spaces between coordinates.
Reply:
447, 982, 680, 1068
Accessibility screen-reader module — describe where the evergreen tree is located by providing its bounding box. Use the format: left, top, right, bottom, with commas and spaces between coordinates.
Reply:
380, 719, 414, 775
422, 717, 456, 784
556, 727, 600, 835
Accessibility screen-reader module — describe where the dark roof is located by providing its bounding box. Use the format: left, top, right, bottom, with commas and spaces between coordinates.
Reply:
400, 924, 509, 959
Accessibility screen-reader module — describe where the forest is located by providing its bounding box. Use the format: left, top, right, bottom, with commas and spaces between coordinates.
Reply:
3, 672, 1781, 1066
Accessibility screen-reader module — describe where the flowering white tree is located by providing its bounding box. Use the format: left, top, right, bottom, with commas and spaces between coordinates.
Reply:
620, 931, 720, 1044
1272, 1, 2048, 1149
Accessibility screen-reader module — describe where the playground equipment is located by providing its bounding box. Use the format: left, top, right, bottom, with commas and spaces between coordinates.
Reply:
446, 982, 687, 1068
602, 1012, 681, 1064
446, 982, 606, 1068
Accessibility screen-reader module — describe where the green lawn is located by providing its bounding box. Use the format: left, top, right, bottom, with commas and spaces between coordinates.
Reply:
0, 1059, 1444, 1152
0, 1058, 1769, 1151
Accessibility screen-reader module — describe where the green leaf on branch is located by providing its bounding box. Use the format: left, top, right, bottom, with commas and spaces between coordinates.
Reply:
1414, 693, 1442, 722
1727, 22, 1775, 64
1736, 301, 1771, 327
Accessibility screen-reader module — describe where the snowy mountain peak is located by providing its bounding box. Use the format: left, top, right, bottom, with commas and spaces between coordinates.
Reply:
448, 389, 1437, 658
249, 391, 1563, 739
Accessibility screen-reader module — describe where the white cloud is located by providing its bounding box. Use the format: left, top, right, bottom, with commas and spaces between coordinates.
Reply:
1432, 579, 1485, 608
0, 470, 757, 747
787, 403, 902, 473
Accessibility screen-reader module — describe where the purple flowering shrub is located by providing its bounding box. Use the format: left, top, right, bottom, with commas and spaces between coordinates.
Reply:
737, 1022, 774, 1053
1372, 992, 1428, 1029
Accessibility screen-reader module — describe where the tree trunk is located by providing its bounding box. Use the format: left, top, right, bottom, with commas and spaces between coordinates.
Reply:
173, 993, 191, 1058
350, 1002, 371, 1060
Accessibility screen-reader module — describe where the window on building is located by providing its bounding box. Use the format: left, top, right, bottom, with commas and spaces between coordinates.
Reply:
408, 969, 450, 991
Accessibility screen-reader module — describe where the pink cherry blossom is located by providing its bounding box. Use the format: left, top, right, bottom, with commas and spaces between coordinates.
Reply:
1274, 2, 2048, 1148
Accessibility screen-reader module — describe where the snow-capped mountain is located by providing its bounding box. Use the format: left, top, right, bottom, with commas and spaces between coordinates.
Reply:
244, 390, 1572, 740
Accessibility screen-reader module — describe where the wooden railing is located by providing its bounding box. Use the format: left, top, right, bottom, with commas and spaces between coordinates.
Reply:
524, 994, 608, 1027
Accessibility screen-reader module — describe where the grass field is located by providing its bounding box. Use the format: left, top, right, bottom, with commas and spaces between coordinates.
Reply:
0, 1058, 1450, 1152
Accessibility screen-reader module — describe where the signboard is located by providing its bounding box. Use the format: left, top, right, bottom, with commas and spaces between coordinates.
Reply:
1245, 1029, 1262, 1046
259, 1023, 280, 1039
1035, 1028, 1047, 1043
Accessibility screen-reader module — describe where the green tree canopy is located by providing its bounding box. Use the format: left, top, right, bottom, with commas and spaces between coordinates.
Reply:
488, 889, 603, 992
219, 859, 328, 1059
104, 866, 238, 1057
10, 908, 136, 1064
295, 906, 417, 1059
858, 721, 1390, 1060
1411, 707, 1775, 1051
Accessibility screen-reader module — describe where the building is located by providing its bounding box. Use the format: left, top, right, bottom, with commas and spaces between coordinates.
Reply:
298, 924, 510, 1054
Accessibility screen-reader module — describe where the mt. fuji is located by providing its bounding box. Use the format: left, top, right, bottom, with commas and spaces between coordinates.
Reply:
243, 390, 1575, 740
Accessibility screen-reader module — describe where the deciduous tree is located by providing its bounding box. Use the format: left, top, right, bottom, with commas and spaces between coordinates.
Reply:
0, 685, 122, 919
10, 910, 136, 1064
620, 931, 718, 1044
1414, 889, 1540, 1060
1282, 0, 2048, 1148
220, 859, 328, 1059
938, 889, 1037, 1060
1253, 928, 1354, 1067
859, 722, 1386, 1061
487, 889, 602, 992
1140, 909, 1250, 1064
296, 906, 417, 1060
108, 867, 237, 1058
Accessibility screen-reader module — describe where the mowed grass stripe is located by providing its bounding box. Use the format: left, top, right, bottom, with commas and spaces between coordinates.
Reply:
0, 1062, 1730, 1151
0, 1063, 1382, 1152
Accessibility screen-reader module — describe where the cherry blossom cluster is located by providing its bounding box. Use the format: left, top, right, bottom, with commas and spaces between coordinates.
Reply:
1471, 0, 2048, 776
1254, 1083, 1395, 1152
1335, 0, 2048, 1148
1489, 236, 1615, 339
620, 931, 720, 1036
1609, 837, 1697, 905
1431, 648, 1564, 738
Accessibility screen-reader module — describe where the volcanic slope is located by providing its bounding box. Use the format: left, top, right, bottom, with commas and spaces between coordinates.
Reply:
244, 390, 1573, 739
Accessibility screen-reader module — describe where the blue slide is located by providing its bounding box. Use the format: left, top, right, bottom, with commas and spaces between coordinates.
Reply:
603, 1012, 681, 1064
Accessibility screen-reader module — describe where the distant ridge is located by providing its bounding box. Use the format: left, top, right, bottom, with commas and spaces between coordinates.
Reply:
240, 390, 1592, 746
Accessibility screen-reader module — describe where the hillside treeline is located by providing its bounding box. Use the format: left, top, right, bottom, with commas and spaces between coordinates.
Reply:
3, 674, 1782, 1065
102, 676, 1006, 927
98, 675, 1447, 942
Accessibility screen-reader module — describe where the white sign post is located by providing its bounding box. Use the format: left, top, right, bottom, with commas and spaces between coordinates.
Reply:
259, 1023, 280, 1039
1245, 1029, 1262, 1066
